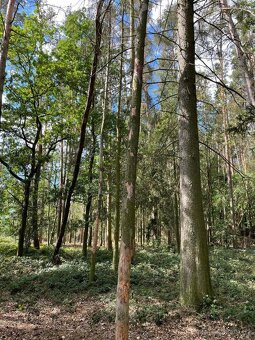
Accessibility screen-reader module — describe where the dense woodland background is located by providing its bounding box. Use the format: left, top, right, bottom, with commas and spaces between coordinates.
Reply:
0, 0, 255, 339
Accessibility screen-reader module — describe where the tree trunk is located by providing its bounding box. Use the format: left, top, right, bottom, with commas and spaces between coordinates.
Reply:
89, 9, 111, 281
107, 172, 113, 250
130, 0, 135, 79
206, 149, 213, 244
57, 140, 65, 237
32, 144, 42, 249
82, 121, 96, 258
223, 104, 237, 247
218, 37, 237, 248
130, 0, 136, 256
219, 0, 255, 106
17, 179, 32, 256
115, 1, 149, 339
0, 0, 16, 123
173, 153, 180, 253
177, 0, 212, 308
113, 1, 125, 272
53, 0, 105, 260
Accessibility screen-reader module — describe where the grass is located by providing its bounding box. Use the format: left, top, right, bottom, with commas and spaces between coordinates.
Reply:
0, 236, 254, 327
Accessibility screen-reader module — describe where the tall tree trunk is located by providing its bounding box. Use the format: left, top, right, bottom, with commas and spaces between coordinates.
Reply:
130, 0, 135, 78
223, 104, 237, 246
113, 1, 125, 272
53, 0, 106, 260
82, 121, 96, 258
173, 153, 180, 253
0, 0, 16, 124
115, 1, 149, 339
107, 171, 113, 250
130, 0, 136, 255
90, 9, 111, 281
39, 161, 46, 244
177, 0, 212, 308
57, 140, 65, 237
219, 0, 255, 106
17, 179, 32, 256
218, 37, 237, 247
206, 148, 213, 244
16, 104, 42, 256
32, 144, 42, 249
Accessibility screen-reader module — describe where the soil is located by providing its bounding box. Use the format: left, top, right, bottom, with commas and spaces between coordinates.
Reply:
0, 297, 254, 339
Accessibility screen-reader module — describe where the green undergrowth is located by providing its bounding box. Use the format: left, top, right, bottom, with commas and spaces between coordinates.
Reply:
0, 236, 254, 327
208, 247, 255, 325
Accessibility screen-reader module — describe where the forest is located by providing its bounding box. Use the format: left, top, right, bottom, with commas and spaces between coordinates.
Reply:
0, 0, 254, 339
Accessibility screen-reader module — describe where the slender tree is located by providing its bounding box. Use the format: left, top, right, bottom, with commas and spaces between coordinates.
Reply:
113, 0, 125, 272
106, 171, 113, 250
0, 0, 17, 124
82, 121, 96, 258
90, 8, 111, 281
32, 143, 42, 249
219, 0, 255, 106
115, 0, 149, 338
53, 0, 108, 260
177, 0, 212, 307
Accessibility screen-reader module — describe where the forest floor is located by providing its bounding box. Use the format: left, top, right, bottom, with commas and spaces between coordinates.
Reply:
0, 238, 255, 339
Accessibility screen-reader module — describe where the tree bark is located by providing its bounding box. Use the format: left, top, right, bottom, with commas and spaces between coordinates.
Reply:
173, 153, 180, 253
223, 97, 237, 247
177, 0, 212, 308
57, 140, 65, 237
82, 121, 96, 258
107, 172, 113, 250
130, 0, 136, 256
218, 36, 237, 247
17, 179, 32, 256
32, 144, 42, 249
115, 1, 149, 339
219, 0, 255, 106
53, 0, 106, 260
0, 0, 16, 124
113, 1, 125, 272
89, 8, 111, 281
130, 0, 135, 78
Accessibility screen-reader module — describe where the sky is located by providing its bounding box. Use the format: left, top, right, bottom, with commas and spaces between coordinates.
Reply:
43, 0, 91, 22
43, 0, 172, 22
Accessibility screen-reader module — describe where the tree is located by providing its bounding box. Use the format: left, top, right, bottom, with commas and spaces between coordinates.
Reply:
90, 6, 112, 281
177, 0, 212, 307
53, 0, 108, 260
113, 0, 125, 272
0, 0, 17, 123
82, 120, 96, 258
219, 0, 255, 106
115, 0, 149, 338
0, 8, 61, 255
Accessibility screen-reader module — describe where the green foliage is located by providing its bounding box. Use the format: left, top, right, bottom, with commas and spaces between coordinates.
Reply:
0, 239, 255, 326
90, 307, 115, 324
0, 236, 17, 255
134, 304, 168, 326
209, 248, 255, 324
